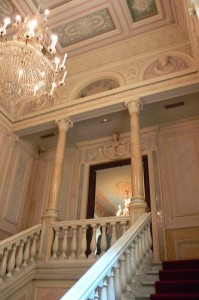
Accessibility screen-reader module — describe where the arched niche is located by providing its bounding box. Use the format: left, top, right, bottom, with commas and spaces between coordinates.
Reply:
139, 51, 196, 81
77, 78, 120, 99
70, 72, 125, 100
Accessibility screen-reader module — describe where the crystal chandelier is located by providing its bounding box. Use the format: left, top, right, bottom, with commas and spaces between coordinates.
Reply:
0, 3, 67, 106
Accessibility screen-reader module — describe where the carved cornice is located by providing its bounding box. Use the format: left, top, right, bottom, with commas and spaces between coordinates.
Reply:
12, 71, 198, 132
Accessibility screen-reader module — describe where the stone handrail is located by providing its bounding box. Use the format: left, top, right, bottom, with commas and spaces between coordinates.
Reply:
51, 216, 130, 260
60, 213, 152, 300
0, 224, 42, 282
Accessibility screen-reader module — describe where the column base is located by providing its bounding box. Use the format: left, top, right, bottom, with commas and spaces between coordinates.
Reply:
38, 209, 60, 261
129, 197, 147, 225
42, 208, 60, 220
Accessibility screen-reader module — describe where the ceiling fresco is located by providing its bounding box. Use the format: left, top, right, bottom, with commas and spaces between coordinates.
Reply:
126, 0, 158, 22
52, 9, 115, 47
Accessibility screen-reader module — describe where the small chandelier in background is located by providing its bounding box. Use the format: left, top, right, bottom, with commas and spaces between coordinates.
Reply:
0, 1, 67, 106
116, 193, 131, 217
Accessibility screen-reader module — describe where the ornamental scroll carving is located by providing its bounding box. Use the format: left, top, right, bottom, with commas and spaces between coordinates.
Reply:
86, 140, 130, 162
86, 132, 129, 162
86, 134, 158, 163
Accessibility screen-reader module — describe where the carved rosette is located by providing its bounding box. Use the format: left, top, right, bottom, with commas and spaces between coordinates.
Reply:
55, 118, 73, 132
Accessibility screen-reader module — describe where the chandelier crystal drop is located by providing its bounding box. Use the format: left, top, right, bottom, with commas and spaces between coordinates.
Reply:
0, 6, 67, 106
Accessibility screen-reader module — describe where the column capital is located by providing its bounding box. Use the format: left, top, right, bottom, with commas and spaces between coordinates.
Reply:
55, 118, 73, 131
125, 98, 143, 114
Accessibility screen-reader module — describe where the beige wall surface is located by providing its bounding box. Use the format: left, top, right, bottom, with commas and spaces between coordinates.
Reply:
0, 124, 37, 239
0, 117, 199, 260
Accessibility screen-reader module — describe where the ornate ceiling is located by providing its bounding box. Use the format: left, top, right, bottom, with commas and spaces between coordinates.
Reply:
0, 0, 198, 138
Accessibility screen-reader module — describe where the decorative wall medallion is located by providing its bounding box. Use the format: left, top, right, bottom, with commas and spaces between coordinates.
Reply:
126, 0, 158, 22
143, 56, 190, 80
101, 141, 129, 160
52, 9, 115, 47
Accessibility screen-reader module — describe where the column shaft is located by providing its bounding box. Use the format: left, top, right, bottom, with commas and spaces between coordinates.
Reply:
46, 118, 73, 218
126, 100, 147, 223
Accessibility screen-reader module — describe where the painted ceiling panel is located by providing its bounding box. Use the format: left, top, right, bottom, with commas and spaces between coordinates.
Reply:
126, 0, 158, 22
52, 8, 116, 47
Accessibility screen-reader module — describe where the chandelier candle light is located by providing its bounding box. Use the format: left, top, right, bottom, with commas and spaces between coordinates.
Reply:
0, 4, 67, 105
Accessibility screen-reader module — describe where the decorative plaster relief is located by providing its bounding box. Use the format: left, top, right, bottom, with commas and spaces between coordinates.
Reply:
143, 55, 191, 80
76, 79, 120, 99
16, 94, 57, 118
52, 9, 115, 47
85, 133, 157, 163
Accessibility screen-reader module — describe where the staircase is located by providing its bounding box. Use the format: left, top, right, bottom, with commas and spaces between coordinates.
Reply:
136, 259, 199, 300
135, 262, 162, 300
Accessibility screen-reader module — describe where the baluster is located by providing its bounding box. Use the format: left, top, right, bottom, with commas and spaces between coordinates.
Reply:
125, 248, 132, 293
120, 255, 127, 299
142, 227, 147, 264
130, 241, 136, 289
94, 289, 100, 300
107, 270, 115, 300
0, 248, 8, 282
130, 242, 136, 276
148, 224, 152, 250
99, 278, 108, 300
7, 244, 17, 276
23, 237, 31, 266
52, 227, 60, 259
79, 225, 87, 259
110, 224, 117, 246
138, 232, 144, 266
100, 224, 107, 255
15, 240, 24, 271
113, 262, 122, 300
145, 224, 150, 262
121, 222, 127, 235
134, 236, 141, 282
60, 227, 68, 259
89, 224, 97, 259
30, 233, 38, 262
69, 226, 77, 259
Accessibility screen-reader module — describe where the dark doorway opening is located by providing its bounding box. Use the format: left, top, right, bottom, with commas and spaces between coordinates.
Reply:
86, 155, 151, 219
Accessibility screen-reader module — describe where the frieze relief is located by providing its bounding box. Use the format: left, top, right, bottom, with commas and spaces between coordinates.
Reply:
85, 134, 158, 163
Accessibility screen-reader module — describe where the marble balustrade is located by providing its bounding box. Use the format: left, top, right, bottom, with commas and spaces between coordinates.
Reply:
0, 224, 42, 283
51, 216, 130, 260
60, 213, 152, 300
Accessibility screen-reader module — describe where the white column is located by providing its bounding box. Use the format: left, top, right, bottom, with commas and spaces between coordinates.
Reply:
126, 99, 147, 223
39, 118, 73, 260
45, 118, 73, 219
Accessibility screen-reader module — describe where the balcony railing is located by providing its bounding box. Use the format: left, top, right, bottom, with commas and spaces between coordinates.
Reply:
51, 216, 130, 260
